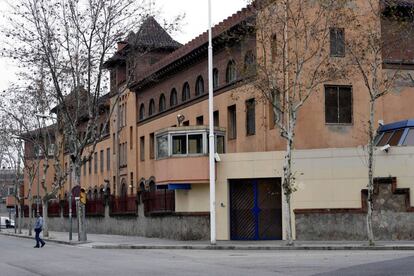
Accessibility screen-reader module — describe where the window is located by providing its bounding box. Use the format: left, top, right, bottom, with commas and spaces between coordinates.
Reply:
159, 94, 166, 112
149, 99, 155, 116
172, 135, 187, 155
170, 88, 178, 106
100, 150, 104, 173
119, 104, 123, 128
213, 68, 219, 89
112, 133, 116, 154
271, 33, 277, 63
139, 104, 145, 120
269, 103, 276, 129
130, 172, 134, 195
246, 99, 256, 135
226, 60, 237, 83
94, 152, 98, 174
88, 159, 92, 175
106, 148, 110, 171
216, 135, 225, 154
244, 50, 256, 75
195, 76, 204, 96
183, 120, 190, 126
325, 86, 352, 124
150, 133, 155, 159
330, 28, 345, 57
130, 126, 133, 149
377, 129, 404, 146
228, 105, 237, 140
157, 135, 168, 158
196, 115, 204, 126
182, 82, 190, 101
403, 129, 414, 146
187, 134, 202, 154
213, 111, 219, 127
140, 136, 145, 161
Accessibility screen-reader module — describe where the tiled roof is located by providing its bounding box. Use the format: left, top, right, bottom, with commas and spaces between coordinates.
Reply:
128, 16, 182, 50
131, 3, 256, 89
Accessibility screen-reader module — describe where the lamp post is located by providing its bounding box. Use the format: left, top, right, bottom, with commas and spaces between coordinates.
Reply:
208, 0, 216, 245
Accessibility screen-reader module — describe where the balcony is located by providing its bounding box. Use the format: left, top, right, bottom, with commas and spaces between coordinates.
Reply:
154, 126, 225, 185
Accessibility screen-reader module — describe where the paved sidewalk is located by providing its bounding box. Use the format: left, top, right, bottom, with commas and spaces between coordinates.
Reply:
2, 229, 414, 250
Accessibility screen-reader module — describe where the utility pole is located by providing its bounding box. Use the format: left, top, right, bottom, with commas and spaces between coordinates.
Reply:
208, 0, 216, 245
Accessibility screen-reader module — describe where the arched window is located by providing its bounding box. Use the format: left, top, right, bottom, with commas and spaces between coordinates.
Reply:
195, 76, 204, 96
139, 104, 145, 120
159, 94, 166, 112
170, 88, 178, 107
149, 99, 155, 116
271, 33, 277, 63
244, 50, 256, 75
93, 189, 98, 200
226, 60, 237, 83
182, 82, 190, 102
213, 68, 219, 89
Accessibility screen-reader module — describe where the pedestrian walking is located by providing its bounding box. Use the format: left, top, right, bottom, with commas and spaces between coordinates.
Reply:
34, 214, 45, 248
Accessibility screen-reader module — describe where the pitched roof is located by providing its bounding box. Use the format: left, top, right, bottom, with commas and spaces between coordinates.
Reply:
128, 16, 182, 50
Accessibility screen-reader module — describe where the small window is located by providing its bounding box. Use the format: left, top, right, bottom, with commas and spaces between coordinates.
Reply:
159, 94, 166, 112
183, 120, 190, 126
271, 33, 277, 63
157, 135, 168, 159
228, 105, 237, 140
246, 99, 256, 136
244, 50, 256, 75
196, 115, 204, 126
94, 152, 98, 174
214, 111, 219, 127
182, 82, 191, 102
172, 135, 187, 155
213, 68, 219, 89
170, 88, 178, 106
149, 99, 155, 116
403, 129, 414, 146
330, 28, 345, 57
106, 148, 110, 171
325, 86, 352, 124
100, 150, 104, 173
140, 136, 145, 161
88, 158, 92, 175
388, 129, 404, 146
188, 134, 203, 154
130, 172, 134, 195
139, 104, 145, 120
130, 126, 133, 149
377, 132, 393, 146
226, 60, 237, 83
150, 133, 155, 159
216, 135, 225, 154
195, 76, 204, 96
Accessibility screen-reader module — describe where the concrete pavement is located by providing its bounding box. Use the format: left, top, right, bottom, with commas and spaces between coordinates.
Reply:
2, 229, 414, 250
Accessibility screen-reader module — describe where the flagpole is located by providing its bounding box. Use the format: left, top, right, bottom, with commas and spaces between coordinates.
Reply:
208, 0, 216, 245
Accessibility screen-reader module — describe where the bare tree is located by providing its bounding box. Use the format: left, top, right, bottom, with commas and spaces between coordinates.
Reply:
345, 0, 413, 245
250, 0, 351, 244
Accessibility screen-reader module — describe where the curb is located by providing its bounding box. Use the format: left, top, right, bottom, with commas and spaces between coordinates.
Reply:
0, 232, 89, 246
92, 244, 414, 251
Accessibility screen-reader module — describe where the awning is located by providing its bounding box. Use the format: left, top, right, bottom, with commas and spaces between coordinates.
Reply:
157, 184, 192, 190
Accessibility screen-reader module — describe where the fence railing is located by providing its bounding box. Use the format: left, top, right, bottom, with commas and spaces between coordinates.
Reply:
85, 199, 105, 216
48, 201, 60, 217
142, 190, 175, 216
109, 196, 138, 216
62, 200, 77, 217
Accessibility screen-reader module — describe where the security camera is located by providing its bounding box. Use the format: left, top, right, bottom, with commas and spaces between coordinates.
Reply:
214, 153, 221, 162
378, 120, 384, 126
380, 144, 390, 153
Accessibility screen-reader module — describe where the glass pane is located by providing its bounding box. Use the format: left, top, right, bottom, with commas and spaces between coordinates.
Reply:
377, 132, 393, 146
403, 129, 414, 146
188, 134, 203, 154
217, 135, 225, 154
338, 87, 352, 124
388, 129, 404, 146
157, 135, 168, 158
172, 135, 187, 155
325, 86, 338, 123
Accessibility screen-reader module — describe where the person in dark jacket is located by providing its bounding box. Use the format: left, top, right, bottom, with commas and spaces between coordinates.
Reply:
34, 214, 45, 248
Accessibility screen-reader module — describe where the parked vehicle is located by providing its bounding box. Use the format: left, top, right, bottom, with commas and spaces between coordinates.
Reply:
0, 216, 15, 228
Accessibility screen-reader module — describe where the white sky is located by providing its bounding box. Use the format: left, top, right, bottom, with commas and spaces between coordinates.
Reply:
0, 0, 248, 92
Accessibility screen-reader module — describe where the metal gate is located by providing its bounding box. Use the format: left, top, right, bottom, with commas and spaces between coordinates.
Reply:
230, 178, 282, 240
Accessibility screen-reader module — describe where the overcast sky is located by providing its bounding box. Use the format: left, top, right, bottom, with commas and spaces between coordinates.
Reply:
0, 0, 248, 92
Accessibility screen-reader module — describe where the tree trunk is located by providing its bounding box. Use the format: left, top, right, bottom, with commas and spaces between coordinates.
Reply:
18, 203, 22, 234
42, 201, 49, 237
283, 134, 294, 245
366, 99, 375, 245
28, 202, 32, 236
75, 161, 87, 241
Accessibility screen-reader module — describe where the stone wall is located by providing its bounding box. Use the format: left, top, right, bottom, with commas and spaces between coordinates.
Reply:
295, 177, 414, 240
21, 202, 210, 240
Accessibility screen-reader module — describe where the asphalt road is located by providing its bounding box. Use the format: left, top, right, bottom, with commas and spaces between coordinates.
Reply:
1, 235, 414, 276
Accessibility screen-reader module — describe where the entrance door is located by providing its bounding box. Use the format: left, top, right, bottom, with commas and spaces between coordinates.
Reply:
230, 178, 282, 240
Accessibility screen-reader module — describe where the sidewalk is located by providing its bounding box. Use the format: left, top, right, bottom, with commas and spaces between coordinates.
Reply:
2, 229, 414, 250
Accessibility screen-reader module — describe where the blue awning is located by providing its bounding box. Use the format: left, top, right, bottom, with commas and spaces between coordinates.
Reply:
157, 184, 192, 190
379, 119, 414, 132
